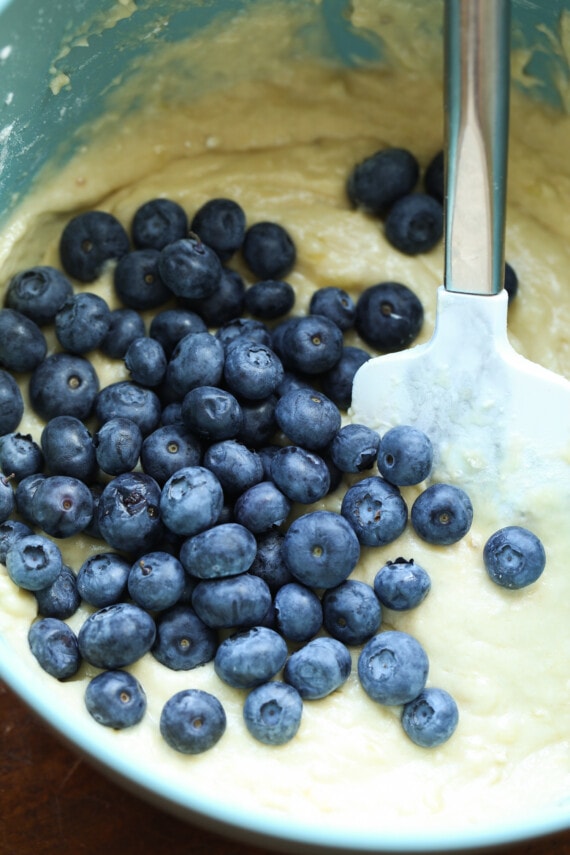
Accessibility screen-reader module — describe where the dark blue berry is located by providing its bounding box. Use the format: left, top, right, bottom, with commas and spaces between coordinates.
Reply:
77, 552, 130, 607
216, 317, 272, 352
0, 519, 33, 564
6, 533, 63, 591
203, 440, 263, 497
483, 526, 546, 589
355, 281, 424, 352
124, 336, 167, 387
358, 630, 429, 705
78, 602, 156, 669
329, 423, 380, 473
385, 193, 443, 255
180, 522, 257, 579
28, 617, 80, 679
424, 150, 444, 202
158, 236, 222, 299
248, 531, 293, 593
274, 582, 323, 642
223, 340, 284, 401
93, 417, 142, 476
284, 637, 351, 700
373, 558, 431, 610
0, 308, 47, 372
95, 381, 161, 436
341, 476, 408, 547
60, 210, 130, 282
411, 483, 473, 545
214, 626, 287, 688
113, 249, 172, 310
242, 221, 296, 280
283, 510, 360, 589
5, 266, 73, 326
275, 387, 341, 451
309, 286, 356, 331
243, 681, 303, 746
504, 262, 518, 302
152, 604, 218, 670
34, 563, 81, 620
14, 473, 45, 523
233, 480, 291, 534
30, 474, 94, 538
0, 433, 43, 481
377, 425, 433, 486
321, 345, 371, 410
100, 308, 146, 358
181, 385, 242, 442
41, 415, 97, 481
85, 670, 147, 729
281, 314, 343, 375
402, 687, 459, 747
236, 394, 279, 448
29, 353, 99, 421
184, 267, 245, 327
160, 466, 223, 537
244, 279, 295, 320
322, 579, 381, 645
0, 369, 24, 434
160, 689, 226, 754
55, 292, 111, 354
165, 331, 224, 400
190, 197, 246, 261
128, 550, 186, 611
0, 472, 15, 523
149, 308, 207, 358
192, 574, 272, 630
347, 147, 419, 215
97, 471, 163, 554
270, 445, 330, 504
132, 198, 188, 250
140, 423, 202, 485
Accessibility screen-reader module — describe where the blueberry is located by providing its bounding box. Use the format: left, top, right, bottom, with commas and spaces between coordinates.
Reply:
216, 317, 273, 352
0, 472, 15, 523
95, 381, 161, 437
97, 471, 163, 554
149, 308, 207, 358
242, 221, 296, 280
158, 236, 222, 299
29, 353, 99, 422
31, 475, 94, 538
322, 579, 382, 646
274, 582, 323, 642
180, 523, 257, 579
124, 337, 167, 388
160, 466, 223, 537
402, 687, 459, 748
165, 331, 225, 400
243, 681, 303, 746
6, 533, 63, 591
100, 308, 146, 359
385, 193, 443, 255
55, 292, 112, 354
214, 626, 288, 688
34, 564, 81, 620
190, 197, 246, 261
281, 314, 343, 375
270, 445, 330, 504
41, 415, 97, 481
185, 267, 246, 327
160, 402, 184, 426
181, 386, 242, 442
347, 147, 419, 215
355, 282, 424, 352
14, 473, 45, 523
320, 346, 369, 410
223, 340, 284, 401
5, 266, 73, 326
358, 630, 429, 705
192, 574, 272, 630
329, 424, 380, 473
0, 519, 33, 564
132, 198, 188, 250
284, 637, 351, 700
504, 262, 518, 303
276, 371, 314, 399
373, 557, 431, 610
244, 279, 295, 320
28, 617, 80, 679
411, 483, 473, 546
248, 531, 293, 593
483, 525, 546, 589
236, 395, 279, 449
275, 387, 341, 451
0, 433, 43, 481
77, 552, 130, 607
283, 510, 360, 589
151, 604, 217, 671
0, 369, 24, 434
113, 248, 171, 310
0, 308, 47, 372
233, 481, 291, 534
160, 689, 226, 754
309, 286, 356, 331
93, 417, 142, 476
203, 440, 263, 497
85, 670, 146, 729
341, 476, 408, 547
140, 424, 202, 485
78, 602, 156, 669
377, 425, 433, 486
127, 550, 186, 611
424, 150, 444, 203
60, 210, 130, 282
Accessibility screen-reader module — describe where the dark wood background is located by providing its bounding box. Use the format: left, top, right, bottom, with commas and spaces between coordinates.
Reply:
1, 680, 568, 855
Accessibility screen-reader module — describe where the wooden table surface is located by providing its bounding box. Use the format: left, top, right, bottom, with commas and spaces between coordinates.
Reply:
1, 679, 568, 855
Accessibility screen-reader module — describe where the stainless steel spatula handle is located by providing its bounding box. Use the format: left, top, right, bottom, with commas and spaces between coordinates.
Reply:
444, 0, 511, 296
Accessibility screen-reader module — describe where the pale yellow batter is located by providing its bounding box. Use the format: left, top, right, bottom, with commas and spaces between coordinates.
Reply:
0, 0, 569, 837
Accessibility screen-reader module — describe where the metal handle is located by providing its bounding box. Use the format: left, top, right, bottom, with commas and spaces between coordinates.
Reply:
444, 0, 510, 295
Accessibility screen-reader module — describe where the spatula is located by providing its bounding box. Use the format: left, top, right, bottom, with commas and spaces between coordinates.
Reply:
350, 0, 570, 522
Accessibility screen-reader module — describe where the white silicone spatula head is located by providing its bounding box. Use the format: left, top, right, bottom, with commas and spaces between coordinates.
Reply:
351, 0, 570, 522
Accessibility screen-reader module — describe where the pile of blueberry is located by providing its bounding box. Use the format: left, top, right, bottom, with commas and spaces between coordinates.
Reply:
0, 145, 538, 755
